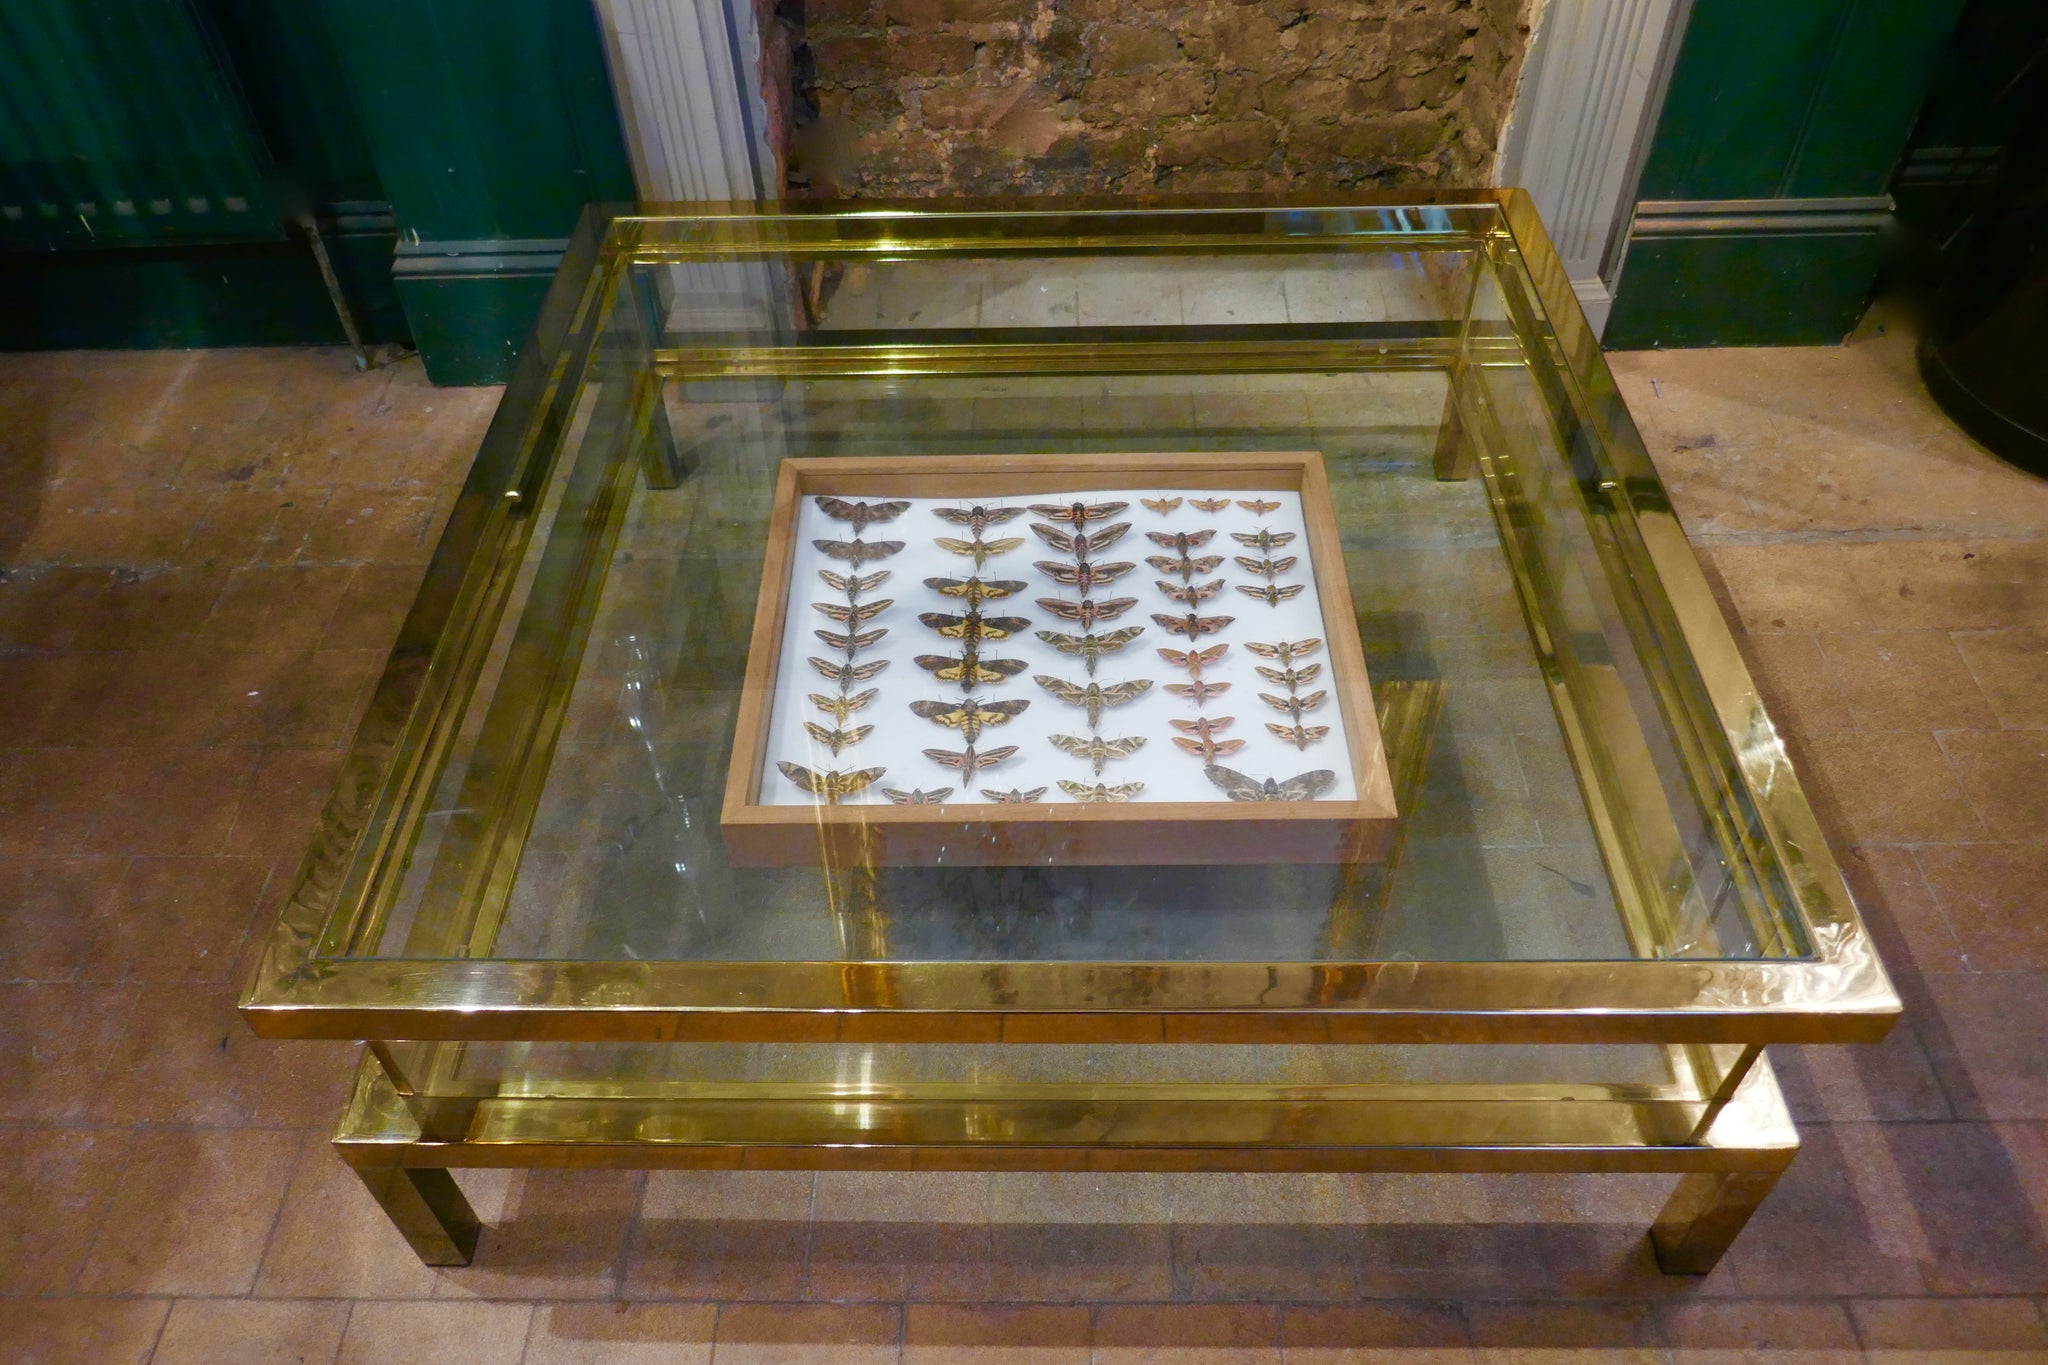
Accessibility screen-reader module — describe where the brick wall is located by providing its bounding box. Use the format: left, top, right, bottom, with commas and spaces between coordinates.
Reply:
790, 0, 1538, 197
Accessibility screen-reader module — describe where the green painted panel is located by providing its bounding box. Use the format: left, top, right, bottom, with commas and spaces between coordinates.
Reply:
202, 0, 382, 208
0, 0, 279, 247
1603, 231, 1886, 348
1789, 0, 1967, 196
0, 227, 407, 349
317, 0, 635, 244
393, 271, 556, 386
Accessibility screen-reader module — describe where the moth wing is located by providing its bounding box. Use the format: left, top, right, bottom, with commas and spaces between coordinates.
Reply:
1243, 641, 1281, 658
918, 611, 966, 631
777, 761, 825, 795
1210, 738, 1246, 757
1198, 614, 1233, 635
849, 658, 890, 680
1100, 680, 1153, 704
814, 496, 857, 519
806, 656, 847, 680
1255, 665, 1286, 685
983, 536, 1025, 554
1157, 646, 1191, 668
869, 501, 910, 522
1302, 725, 1330, 743
1106, 782, 1144, 799
981, 615, 1030, 637
1171, 736, 1207, 756
1272, 556, 1298, 575
1297, 689, 1329, 711
1107, 736, 1147, 755
1084, 522, 1132, 552
1258, 691, 1296, 713
1233, 556, 1263, 575
1202, 764, 1263, 801
1036, 630, 1083, 653
1144, 531, 1182, 548
1275, 583, 1305, 601
852, 627, 887, 648
922, 748, 969, 770
1036, 598, 1082, 620
1100, 626, 1145, 648
1229, 531, 1259, 547
837, 768, 886, 795
981, 579, 1027, 597
1145, 555, 1182, 575
1296, 663, 1324, 684
935, 537, 978, 555
1030, 523, 1077, 552
1056, 779, 1093, 797
984, 699, 1032, 719
982, 657, 1029, 678
977, 745, 1020, 765
925, 576, 967, 594
982, 507, 1025, 524
932, 506, 976, 525
1034, 675, 1086, 703
909, 700, 966, 726
1275, 769, 1337, 800
1141, 497, 1181, 513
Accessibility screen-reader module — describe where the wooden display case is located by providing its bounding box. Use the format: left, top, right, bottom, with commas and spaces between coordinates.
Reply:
720, 450, 1400, 866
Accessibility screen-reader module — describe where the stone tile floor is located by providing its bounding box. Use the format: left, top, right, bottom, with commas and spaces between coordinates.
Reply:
1, 335, 2046, 1360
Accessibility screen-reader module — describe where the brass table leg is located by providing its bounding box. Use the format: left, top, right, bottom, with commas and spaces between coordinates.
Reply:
351, 1163, 481, 1267
1649, 1168, 1782, 1274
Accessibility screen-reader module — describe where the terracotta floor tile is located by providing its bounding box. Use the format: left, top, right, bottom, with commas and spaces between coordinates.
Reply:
1657, 1299, 1860, 1364
226, 747, 347, 856
92, 981, 356, 1126
1279, 1302, 1473, 1361
1878, 1121, 2048, 1294
1093, 1304, 1283, 1363
985, 1221, 1176, 1302
0, 567, 108, 650
0, 854, 126, 979
66, 566, 232, 652
1917, 845, 2048, 970
75, 1125, 302, 1295
1708, 542, 1876, 634
335, 1301, 535, 1365
1920, 973, 2048, 1120
151, 1298, 350, 1365
1738, 631, 1856, 736
1851, 1295, 2048, 1360
0, 1297, 169, 1364
712, 1303, 903, 1365
1936, 732, 2048, 842
254, 1133, 446, 1299
625, 1171, 814, 1301
1770, 1010, 1955, 1123
1953, 628, 2048, 729
0, 1126, 131, 1292
92, 854, 272, 982
81, 745, 264, 856
321, 562, 426, 650
298, 485, 447, 565
0, 747, 119, 856
524, 1301, 716, 1364
806, 1217, 995, 1302
1793, 730, 1984, 844
1171, 1222, 1358, 1301
1851, 539, 2048, 632
1464, 1302, 1662, 1364
202, 564, 359, 651
1836, 843, 1970, 975
1723, 1123, 1929, 1296
433, 1168, 640, 1300
1817, 630, 1999, 731
205, 648, 385, 747
903, 1304, 1090, 1363
0, 981, 139, 1121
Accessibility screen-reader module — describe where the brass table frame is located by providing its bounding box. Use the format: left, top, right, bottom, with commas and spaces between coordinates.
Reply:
242, 192, 1897, 1275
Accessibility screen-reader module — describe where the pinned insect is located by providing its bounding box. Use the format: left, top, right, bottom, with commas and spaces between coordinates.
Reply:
1260, 689, 1329, 721
1145, 553, 1226, 582
802, 721, 873, 756
814, 625, 888, 653
1232, 555, 1298, 580
1156, 577, 1225, 605
1238, 582, 1306, 607
934, 504, 1025, 532
1033, 675, 1152, 729
915, 650, 1030, 688
1165, 678, 1232, 705
909, 697, 1030, 742
820, 568, 891, 597
926, 576, 1027, 607
810, 689, 880, 723
815, 497, 910, 534
809, 656, 890, 687
935, 535, 1025, 569
981, 786, 1049, 803
1059, 779, 1145, 802
883, 787, 954, 805
777, 761, 885, 804
1266, 722, 1331, 751
814, 537, 905, 564
1029, 500, 1129, 524
1230, 528, 1295, 554
1036, 596, 1139, 629
917, 611, 1031, 645
1030, 521, 1130, 556
1145, 528, 1215, 554
1159, 642, 1228, 677
1236, 498, 1281, 515
1254, 662, 1323, 689
1036, 559, 1136, 591
1048, 732, 1148, 775
1035, 625, 1145, 675
1243, 638, 1323, 663
1169, 715, 1244, 762
923, 743, 1020, 783
1140, 496, 1182, 514
1203, 764, 1336, 802
814, 597, 892, 625
1190, 497, 1230, 514
1152, 611, 1235, 638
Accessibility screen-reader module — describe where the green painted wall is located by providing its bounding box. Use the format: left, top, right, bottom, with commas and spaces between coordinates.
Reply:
316, 0, 636, 384
1606, 0, 1968, 347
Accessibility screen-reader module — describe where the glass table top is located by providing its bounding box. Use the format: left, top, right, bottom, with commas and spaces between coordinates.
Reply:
250, 197, 1893, 1047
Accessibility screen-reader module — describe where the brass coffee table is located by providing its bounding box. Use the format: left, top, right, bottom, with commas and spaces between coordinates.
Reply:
241, 194, 1898, 1273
